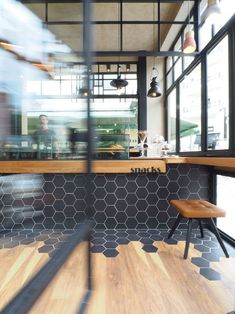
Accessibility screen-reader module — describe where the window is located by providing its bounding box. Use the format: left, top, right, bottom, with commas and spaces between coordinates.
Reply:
179, 64, 201, 152
217, 174, 235, 240
167, 88, 176, 152
207, 36, 229, 150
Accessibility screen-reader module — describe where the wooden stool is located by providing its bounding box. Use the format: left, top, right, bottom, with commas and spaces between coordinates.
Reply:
168, 200, 229, 259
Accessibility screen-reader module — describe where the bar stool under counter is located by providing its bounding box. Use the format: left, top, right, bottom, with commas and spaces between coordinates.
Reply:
168, 200, 229, 259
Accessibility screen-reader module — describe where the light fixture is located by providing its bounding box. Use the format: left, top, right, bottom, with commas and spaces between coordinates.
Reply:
183, 1, 196, 54
147, 3, 162, 98
147, 67, 162, 98
110, 65, 128, 95
107, 64, 111, 72
126, 64, 130, 72
204, 0, 222, 24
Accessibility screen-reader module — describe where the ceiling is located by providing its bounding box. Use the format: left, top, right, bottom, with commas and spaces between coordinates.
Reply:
21, 1, 189, 57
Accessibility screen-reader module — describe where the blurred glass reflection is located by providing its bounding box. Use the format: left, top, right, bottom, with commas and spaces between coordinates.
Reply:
0, 174, 43, 229
0, 0, 138, 161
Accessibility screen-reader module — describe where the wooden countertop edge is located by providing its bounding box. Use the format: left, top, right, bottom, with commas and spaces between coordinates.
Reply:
0, 157, 235, 173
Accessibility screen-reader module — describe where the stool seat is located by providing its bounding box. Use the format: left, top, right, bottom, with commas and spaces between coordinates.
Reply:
170, 200, 226, 218
168, 199, 229, 259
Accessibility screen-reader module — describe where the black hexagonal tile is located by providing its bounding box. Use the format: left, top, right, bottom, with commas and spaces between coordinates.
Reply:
164, 238, 178, 245
203, 240, 219, 248
201, 252, 221, 262
157, 175, 169, 186
104, 242, 118, 249
167, 182, 179, 193
105, 194, 117, 205
146, 182, 158, 193
116, 231, 128, 238
194, 245, 211, 253
94, 212, 106, 224
136, 175, 148, 187
92, 238, 106, 245
177, 175, 190, 187
62, 218, 76, 229
91, 245, 105, 253
53, 212, 65, 224
116, 212, 127, 223
146, 194, 158, 205
104, 218, 117, 229
136, 212, 148, 223
103, 249, 119, 257
114, 175, 128, 187
190, 237, 203, 245
146, 206, 158, 217
53, 200, 66, 211
126, 218, 138, 228
115, 200, 127, 211
136, 188, 148, 199
140, 238, 153, 244
105, 182, 117, 193
178, 187, 190, 199
116, 238, 129, 245
188, 181, 200, 193
63, 194, 76, 205
127, 234, 141, 241
74, 200, 86, 211
74, 188, 86, 199
200, 268, 221, 281
125, 194, 138, 205
63, 182, 76, 193
94, 188, 106, 199
136, 200, 148, 211
74, 212, 86, 223
142, 244, 158, 253
150, 234, 163, 241
105, 206, 117, 217
125, 182, 137, 193
115, 188, 127, 199
53, 175, 65, 187
191, 257, 209, 268
94, 175, 106, 187
105, 235, 117, 241
38, 245, 54, 253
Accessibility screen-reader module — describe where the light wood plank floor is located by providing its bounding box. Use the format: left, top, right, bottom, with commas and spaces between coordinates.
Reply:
0, 239, 235, 314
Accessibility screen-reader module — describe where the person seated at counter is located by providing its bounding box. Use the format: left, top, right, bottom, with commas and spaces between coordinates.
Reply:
33, 114, 58, 159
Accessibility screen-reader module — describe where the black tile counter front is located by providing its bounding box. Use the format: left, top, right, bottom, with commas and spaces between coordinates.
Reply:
0, 164, 211, 230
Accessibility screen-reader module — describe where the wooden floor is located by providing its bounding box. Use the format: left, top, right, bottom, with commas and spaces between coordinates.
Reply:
0, 239, 235, 314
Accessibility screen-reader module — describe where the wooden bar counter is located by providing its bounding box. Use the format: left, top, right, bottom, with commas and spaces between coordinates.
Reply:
0, 157, 235, 173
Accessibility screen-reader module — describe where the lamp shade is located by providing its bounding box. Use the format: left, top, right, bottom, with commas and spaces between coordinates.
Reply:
110, 65, 128, 95
183, 31, 196, 53
147, 76, 162, 98
204, 0, 222, 24
110, 75, 128, 89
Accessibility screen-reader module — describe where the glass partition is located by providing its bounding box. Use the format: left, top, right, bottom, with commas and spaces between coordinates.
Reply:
207, 36, 229, 150
179, 63, 201, 152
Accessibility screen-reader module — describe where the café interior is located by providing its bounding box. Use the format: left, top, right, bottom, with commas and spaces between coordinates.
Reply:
0, 0, 235, 313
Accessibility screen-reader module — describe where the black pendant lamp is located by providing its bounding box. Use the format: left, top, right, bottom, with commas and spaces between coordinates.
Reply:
147, 67, 162, 98
110, 65, 128, 95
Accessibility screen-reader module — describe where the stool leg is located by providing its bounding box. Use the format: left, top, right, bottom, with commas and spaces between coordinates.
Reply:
206, 218, 229, 258
184, 219, 193, 259
198, 220, 204, 238
168, 214, 183, 239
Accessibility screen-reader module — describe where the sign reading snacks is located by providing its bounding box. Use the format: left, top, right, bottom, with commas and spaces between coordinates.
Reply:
131, 167, 161, 173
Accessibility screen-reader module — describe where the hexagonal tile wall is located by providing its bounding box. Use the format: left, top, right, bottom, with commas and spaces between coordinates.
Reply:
0, 165, 211, 230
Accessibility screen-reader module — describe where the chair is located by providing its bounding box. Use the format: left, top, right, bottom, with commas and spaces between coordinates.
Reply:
168, 200, 229, 259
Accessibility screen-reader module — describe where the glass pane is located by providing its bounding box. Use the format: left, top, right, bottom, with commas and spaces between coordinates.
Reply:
168, 89, 176, 152
217, 175, 235, 240
207, 36, 229, 150
174, 58, 182, 82
180, 64, 201, 152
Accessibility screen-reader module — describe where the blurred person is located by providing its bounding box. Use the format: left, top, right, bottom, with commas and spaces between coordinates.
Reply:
34, 114, 58, 159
